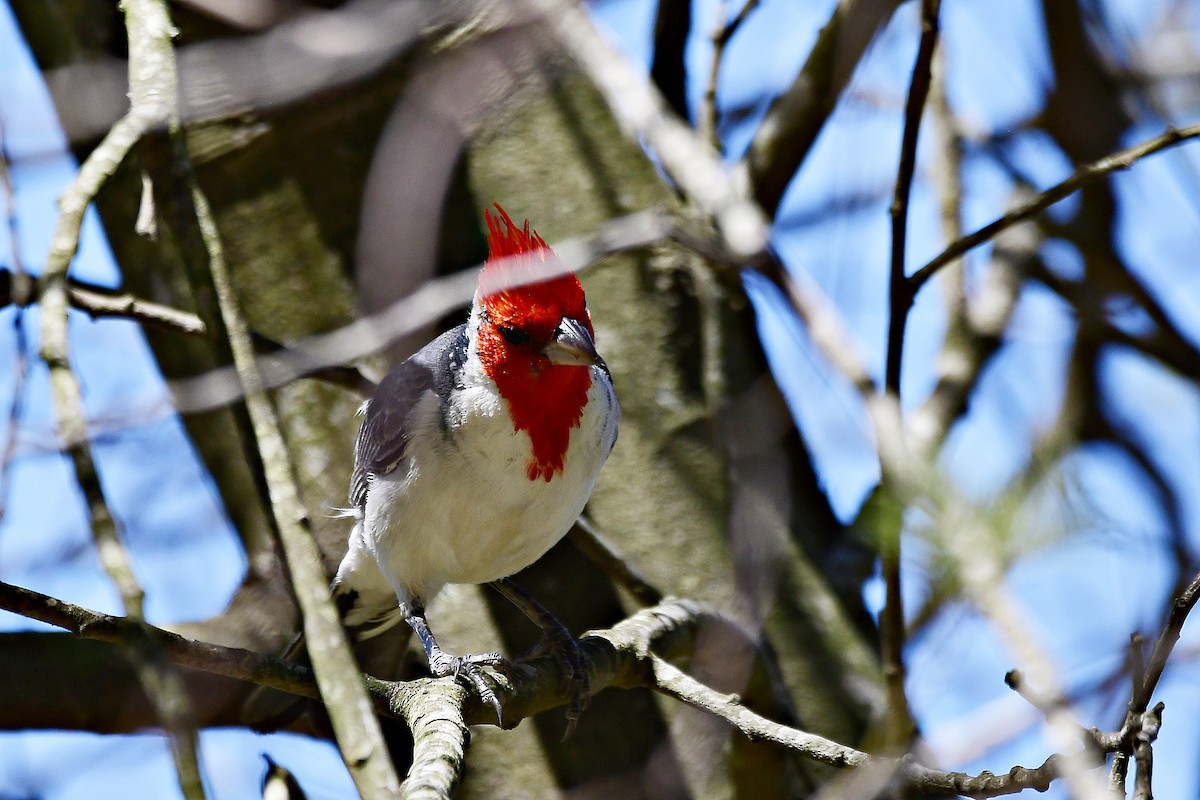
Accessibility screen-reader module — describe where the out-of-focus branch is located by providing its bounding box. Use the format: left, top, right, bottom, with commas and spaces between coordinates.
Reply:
2, 269, 205, 335
907, 199, 1029, 454
650, 0, 691, 121
169, 209, 672, 413
570, 515, 664, 607
879, 0, 940, 749
0, 130, 30, 525
699, 0, 760, 149
527, 0, 768, 260
742, 0, 901, 217
937, 502, 1111, 800
908, 123, 1200, 294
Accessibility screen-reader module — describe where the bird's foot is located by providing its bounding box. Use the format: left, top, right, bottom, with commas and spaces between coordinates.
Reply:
526, 621, 591, 740
427, 648, 510, 725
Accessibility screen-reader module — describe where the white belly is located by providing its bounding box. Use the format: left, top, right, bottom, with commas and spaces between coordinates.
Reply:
359, 367, 616, 606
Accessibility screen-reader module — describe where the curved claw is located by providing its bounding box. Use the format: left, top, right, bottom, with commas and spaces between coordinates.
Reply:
428, 650, 510, 726
528, 629, 591, 740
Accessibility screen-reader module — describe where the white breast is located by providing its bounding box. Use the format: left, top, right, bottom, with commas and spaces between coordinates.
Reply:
358, 365, 617, 608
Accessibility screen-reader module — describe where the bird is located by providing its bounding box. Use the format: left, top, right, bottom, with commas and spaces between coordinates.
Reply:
332, 203, 618, 733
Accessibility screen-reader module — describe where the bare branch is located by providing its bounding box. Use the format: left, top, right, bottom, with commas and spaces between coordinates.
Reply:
699, 0, 761, 149
527, 0, 769, 260
879, 0, 941, 748
39, 112, 148, 617
34, 12, 209, 799
1, 269, 205, 335
1, 579, 1126, 798
1132, 704, 1163, 800
170, 96, 405, 800
742, 0, 902, 216
113, 0, 401, 794
908, 123, 1200, 295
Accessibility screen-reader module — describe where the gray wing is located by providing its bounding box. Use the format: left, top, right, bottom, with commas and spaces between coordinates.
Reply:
349, 325, 467, 509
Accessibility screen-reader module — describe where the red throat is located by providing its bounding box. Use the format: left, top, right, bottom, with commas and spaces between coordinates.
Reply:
478, 204, 594, 482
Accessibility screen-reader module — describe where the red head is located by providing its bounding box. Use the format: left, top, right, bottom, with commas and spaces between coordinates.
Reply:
476, 204, 600, 481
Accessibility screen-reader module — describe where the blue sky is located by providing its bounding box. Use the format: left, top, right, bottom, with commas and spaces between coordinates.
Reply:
3, 0, 1200, 797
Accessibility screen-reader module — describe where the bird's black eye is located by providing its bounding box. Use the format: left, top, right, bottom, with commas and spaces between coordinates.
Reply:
497, 324, 529, 345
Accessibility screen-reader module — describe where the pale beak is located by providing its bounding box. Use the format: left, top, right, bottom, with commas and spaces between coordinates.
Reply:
541, 317, 600, 366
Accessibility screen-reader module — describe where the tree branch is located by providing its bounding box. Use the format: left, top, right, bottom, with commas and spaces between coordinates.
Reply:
698, 0, 760, 149
1, 269, 205, 335
650, 0, 691, 121
118, 0, 401, 794
742, 0, 902, 216
908, 123, 1200, 295
527, 0, 768, 260
1, 580, 1133, 798
35, 1, 208, 793
879, 0, 941, 748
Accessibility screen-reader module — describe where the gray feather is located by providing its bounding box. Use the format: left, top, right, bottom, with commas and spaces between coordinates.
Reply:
349, 325, 467, 508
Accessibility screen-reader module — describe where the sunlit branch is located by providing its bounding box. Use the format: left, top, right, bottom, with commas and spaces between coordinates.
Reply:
34, 0, 208, 792
117, 0, 401, 795
526, 0, 768, 260
1, 577, 1138, 799
1, 269, 205, 335
158, 64, 405, 800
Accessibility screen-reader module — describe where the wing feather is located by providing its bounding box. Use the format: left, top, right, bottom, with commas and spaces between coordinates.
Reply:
349, 325, 467, 508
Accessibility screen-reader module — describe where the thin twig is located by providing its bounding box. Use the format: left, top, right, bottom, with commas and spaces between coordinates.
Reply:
1133, 569, 1200, 710
885, 0, 942, 395
1, 269, 205, 335
645, 652, 1086, 797
880, 1, 940, 747
39, 114, 148, 617
699, 0, 760, 150
0, 127, 30, 525
908, 123, 1200, 294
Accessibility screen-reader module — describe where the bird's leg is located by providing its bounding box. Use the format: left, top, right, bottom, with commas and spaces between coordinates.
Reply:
489, 577, 590, 739
403, 605, 509, 725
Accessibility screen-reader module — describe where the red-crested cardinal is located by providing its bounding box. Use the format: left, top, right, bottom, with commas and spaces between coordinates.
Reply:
334, 204, 618, 731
